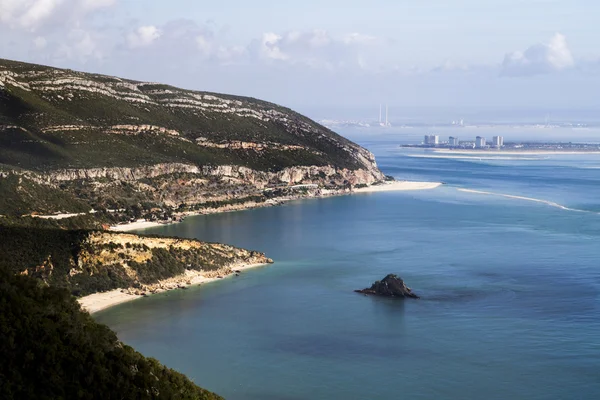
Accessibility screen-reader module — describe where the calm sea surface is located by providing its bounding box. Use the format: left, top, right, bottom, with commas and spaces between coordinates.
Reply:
97, 129, 600, 400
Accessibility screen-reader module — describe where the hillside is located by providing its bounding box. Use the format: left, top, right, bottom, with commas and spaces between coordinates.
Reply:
0, 226, 272, 297
0, 267, 223, 400
0, 58, 385, 218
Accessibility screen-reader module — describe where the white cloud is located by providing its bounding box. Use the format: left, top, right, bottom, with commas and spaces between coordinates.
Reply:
432, 60, 469, 73
0, 0, 116, 30
20, 0, 64, 29
260, 32, 289, 60
127, 26, 161, 48
342, 33, 377, 45
33, 36, 47, 48
195, 35, 212, 56
501, 33, 574, 77
57, 29, 102, 61
81, 0, 116, 11
254, 29, 379, 69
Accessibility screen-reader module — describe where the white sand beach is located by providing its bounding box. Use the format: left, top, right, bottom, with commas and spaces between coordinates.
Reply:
355, 180, 442, 193
78, 290, 143, 314
78, 263, 269, 314
433, 149, 600, 155
110, 220, 167, 232
31, 212, 87, 220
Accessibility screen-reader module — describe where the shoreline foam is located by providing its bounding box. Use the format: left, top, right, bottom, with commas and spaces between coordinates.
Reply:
78, 263, 269, 314
458, 188, 598, 214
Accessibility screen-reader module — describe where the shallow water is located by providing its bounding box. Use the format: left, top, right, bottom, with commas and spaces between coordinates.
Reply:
97, 135, 600, 399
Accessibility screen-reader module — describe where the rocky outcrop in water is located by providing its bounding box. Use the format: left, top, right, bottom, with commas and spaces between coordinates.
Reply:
355, 274, 420, 299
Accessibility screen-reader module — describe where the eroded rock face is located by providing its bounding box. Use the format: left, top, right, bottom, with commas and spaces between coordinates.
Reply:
355, 274, 420, 299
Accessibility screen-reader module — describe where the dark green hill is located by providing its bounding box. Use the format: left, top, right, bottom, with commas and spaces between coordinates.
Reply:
0, 226, 272, 297
0, 267, 222, 400
0, 58, 374, 172
0, 58, 384, 218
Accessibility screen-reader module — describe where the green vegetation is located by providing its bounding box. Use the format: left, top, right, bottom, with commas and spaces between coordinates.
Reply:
0, 173, 90, 216
0, 58, 364, 172
0, 267, 222, 400
0, 225, 264, 297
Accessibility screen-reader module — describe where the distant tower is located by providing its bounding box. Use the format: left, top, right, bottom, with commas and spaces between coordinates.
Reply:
385, 104, 389, 127
379, 104, 390, 127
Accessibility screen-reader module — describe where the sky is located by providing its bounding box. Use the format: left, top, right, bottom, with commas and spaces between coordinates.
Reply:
1, 0, 600, 118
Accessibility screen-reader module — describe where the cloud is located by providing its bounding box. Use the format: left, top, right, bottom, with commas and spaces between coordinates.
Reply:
56, 29, 103, 62
342, 33, 377, 45
33, 36, 47, 48
252, 29, 380, 69
431, 60, 469, 73
127, 25, 161, 48
501, 33, 574, 77
259, 32, 289, 61
120, 24, 377, 70
0, 0, 116, 30
122, 20, 247, 65
81, 0, 116, 11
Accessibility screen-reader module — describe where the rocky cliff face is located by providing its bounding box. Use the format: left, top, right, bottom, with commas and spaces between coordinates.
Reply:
29, 161, 383, 186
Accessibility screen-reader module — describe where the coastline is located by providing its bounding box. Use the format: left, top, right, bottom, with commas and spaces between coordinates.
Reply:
109, 180, 442, 232
90, 180, 441, 313
78, 262, 269, 314
432, 149, 600, 155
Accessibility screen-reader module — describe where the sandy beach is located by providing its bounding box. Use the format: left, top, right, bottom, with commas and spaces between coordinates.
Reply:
30, 212, 87, 220
354, 180, 442, 193
110, 220, 168, 232
78, 263, 269, 314
433, 149, 600, 155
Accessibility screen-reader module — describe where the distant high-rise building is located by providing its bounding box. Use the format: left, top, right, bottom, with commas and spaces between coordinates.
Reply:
449, 136, 459, 146
475, 136, 486, 148
424, 135, 439, 146
493, 136, 504, 148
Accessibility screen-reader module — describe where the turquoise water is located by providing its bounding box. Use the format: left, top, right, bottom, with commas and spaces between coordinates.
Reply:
97, 139, 600, 399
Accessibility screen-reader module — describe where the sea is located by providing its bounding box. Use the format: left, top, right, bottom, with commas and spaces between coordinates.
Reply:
96, 127, 600, 400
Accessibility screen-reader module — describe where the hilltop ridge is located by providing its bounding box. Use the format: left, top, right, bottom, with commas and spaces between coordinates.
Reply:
0, 58, 385, 218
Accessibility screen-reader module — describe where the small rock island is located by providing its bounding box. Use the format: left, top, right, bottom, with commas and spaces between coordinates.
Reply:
355, 274, 420, 299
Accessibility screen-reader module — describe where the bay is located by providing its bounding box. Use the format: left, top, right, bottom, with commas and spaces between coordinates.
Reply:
97, 130, 600, 400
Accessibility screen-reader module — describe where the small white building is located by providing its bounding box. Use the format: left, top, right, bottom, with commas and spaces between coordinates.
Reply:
449, 136, 459, 147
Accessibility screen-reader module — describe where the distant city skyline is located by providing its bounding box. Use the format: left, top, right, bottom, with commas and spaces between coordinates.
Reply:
2, 1, 600, 112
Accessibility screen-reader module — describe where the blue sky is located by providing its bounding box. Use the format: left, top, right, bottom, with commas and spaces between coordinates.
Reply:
1, 0, 599, 116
